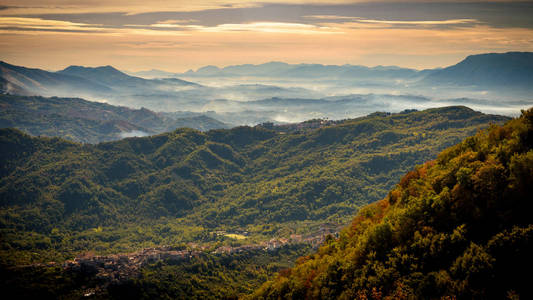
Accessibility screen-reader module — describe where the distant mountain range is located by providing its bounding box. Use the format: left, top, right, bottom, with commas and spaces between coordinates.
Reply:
5, 52, 530, 97
421, 52, 533, 88
0, 61, 198, 98
128, 61, 420, 80
130, 52, 533, 91
181, 61, 420, 79
0, 61, 112, 96
4, 52, 533, 96
0, 94, 229, 143
1, 52, 532, 122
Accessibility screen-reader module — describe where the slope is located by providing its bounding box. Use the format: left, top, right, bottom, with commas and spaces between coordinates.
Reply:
0, 61, 199, 100
57, 65, 197, 89
0, 61, 111, 96
0, 106, 509, 265
252, 108, 533, 299
0, 94, 229, 143
422, 52, 533, 89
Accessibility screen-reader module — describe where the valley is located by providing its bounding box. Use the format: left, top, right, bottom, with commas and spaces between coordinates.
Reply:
2, 52, 533, 127
0, 105, 513, 298
0, 45, 532, 299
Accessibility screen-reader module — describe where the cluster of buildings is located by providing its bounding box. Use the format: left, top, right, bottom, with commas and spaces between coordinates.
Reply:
58, 224, 342, 296
63, 247, 199, 283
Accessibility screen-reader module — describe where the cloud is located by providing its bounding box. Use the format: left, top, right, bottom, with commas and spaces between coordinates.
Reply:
304, 15, 359, 20
354, 18, 479, 26
135, 21, 339, 34
306, 16, 480, 29
0, 16, 337, 36
194, 22, 339, 34
1, 1, 532, 72
0, 1, 528, 16
0, 17, 192, 36
0, 1, 260, 15
0, 17, 105, 32
119, 130, 149, 138
156, 19, 198, 24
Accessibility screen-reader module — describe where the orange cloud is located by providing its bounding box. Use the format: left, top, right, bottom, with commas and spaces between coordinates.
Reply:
0, 1, 526, 15
1, 2, 532, 71
2, 19, 532, 71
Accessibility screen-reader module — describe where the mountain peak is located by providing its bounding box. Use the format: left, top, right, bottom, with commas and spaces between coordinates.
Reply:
197, 65, 220, 72
57, 64, 140, 86
60, 64, 123, 74
422, 51, 533, 88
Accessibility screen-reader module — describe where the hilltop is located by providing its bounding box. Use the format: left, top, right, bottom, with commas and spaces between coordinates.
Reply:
422, 52, 533, 89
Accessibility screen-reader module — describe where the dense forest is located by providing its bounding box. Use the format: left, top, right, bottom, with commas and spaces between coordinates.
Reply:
0, 106, 516, 299
0, 106, 508, 266
252, 108, 533, 299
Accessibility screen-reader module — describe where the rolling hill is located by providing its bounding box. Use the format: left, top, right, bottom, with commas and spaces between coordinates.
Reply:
252, 108, 533, 299
0, 94, 229, 143
0, 106, 519, 299
0, 106, 508, 265
0, 106, 518, 299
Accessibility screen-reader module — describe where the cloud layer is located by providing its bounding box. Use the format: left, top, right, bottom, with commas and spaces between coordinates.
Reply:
1, 1, 533, 71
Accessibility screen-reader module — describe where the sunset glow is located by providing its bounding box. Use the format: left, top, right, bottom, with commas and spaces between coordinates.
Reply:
1, 1, 533, 71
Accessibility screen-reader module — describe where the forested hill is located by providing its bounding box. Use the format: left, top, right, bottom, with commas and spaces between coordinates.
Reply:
0, 94, 229, 143
0, 106, 508, 265
252, 108, 533, 299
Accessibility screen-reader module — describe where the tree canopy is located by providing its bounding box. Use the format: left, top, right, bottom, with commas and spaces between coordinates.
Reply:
252, 108, 533, 299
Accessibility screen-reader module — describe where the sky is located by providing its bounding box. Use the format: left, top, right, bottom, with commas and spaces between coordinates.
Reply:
1, 0, 533, 71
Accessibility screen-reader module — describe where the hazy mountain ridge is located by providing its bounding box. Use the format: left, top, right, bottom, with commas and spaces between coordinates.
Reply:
2, 52, 532, 122
178, 62, 419, 79
0, 61, 112, 96
0, 61, 198, 99
57, 65, 198, 90
422, 52, 533, 89
0, 94, 229, 143
134, 52, 533, 92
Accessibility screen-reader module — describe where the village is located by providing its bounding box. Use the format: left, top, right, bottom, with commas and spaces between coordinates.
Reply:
60, 224, 341, 294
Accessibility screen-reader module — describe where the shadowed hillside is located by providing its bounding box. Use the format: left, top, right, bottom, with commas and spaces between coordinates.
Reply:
0, 94, 229, 143
422, 52, 533, 89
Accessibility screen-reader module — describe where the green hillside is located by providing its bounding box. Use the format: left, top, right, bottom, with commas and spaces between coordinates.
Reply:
252, 108, 533, 299
0, 106, 508, 266
0, 94, 229, 143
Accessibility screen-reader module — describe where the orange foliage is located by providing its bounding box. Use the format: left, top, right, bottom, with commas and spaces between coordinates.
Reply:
400, 169, 419, 188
